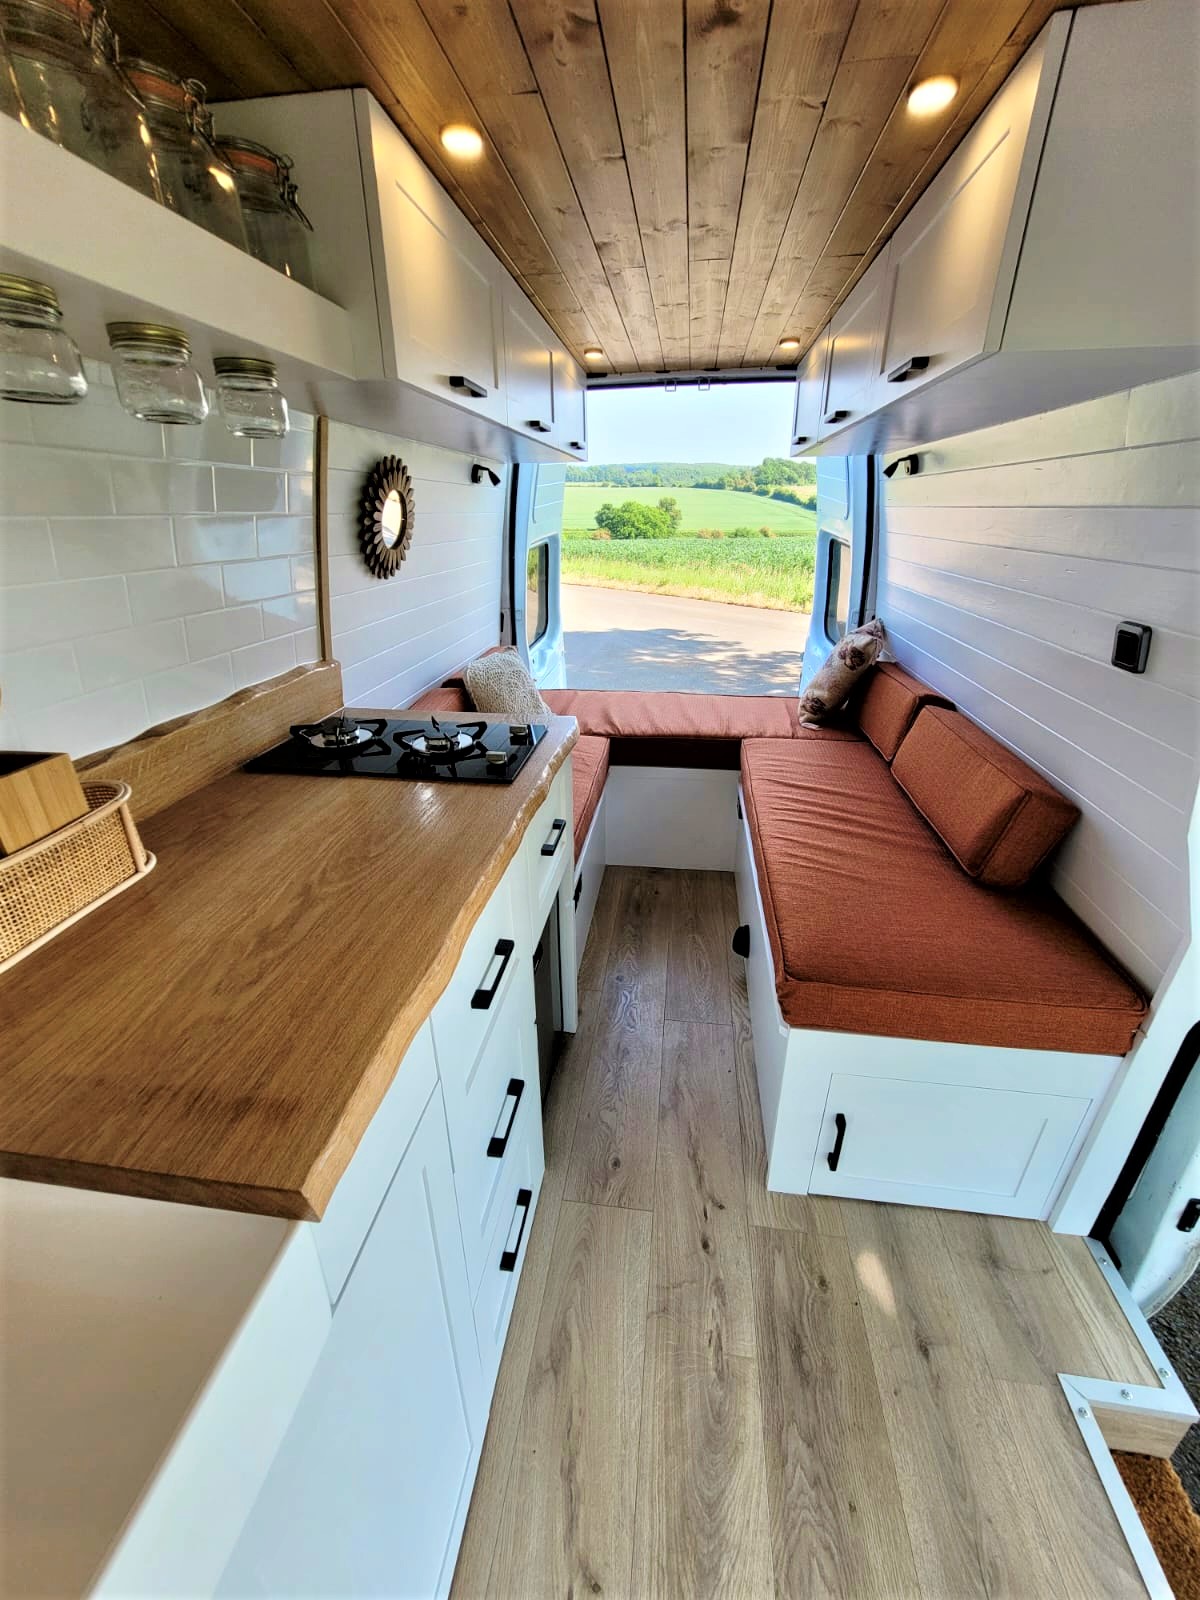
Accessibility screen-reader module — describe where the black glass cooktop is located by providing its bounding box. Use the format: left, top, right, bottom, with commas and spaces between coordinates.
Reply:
245, 714, 548, 785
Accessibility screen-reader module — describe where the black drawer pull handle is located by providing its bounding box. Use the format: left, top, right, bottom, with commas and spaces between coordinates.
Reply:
574, 875, 583, 908
499, 1187, 533, 1272
449, 374, 488, 398
823, 408, 849, 425
487, 1078, 525, 1158
471, 938, 515, 1009
569, 439, 585, 450
541, 817, 567, 857
793, 434, 810, 446
527, 419, 551, 433
731, 924, 750, 958
886, 355, 929, 383
827, 1112, 847, 1172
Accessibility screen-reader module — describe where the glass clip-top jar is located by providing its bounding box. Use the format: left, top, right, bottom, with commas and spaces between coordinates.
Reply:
213, 355, 289, 438
0, 272, 88, 403
107, 321, 207, 424
216, 136, 316, 290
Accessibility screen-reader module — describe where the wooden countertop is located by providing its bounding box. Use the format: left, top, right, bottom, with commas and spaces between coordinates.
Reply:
0, 713, 577, 1219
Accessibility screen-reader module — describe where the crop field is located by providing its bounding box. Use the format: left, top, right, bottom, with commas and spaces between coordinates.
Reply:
560, 533, 817, 612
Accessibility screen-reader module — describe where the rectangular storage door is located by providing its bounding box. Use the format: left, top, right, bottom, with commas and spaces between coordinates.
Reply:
818, 256, 889, 438
807, 1072, 1091, 1217
218, 1088, 485, 1600
791, 328, 828, 453
552, 346, 587, 456
505, 288, 555, 440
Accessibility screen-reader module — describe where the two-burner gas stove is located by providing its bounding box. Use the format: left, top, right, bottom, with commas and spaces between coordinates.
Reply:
245, 712, 548, 785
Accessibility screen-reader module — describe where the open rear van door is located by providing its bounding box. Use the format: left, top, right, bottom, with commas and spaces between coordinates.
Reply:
509, 464, 566, 689
801, 455, 877, 689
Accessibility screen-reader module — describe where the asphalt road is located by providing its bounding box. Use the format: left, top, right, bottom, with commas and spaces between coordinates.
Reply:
561, 583, 808, 695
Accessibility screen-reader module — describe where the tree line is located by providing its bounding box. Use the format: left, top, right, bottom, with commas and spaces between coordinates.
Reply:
564, 458, 816, 490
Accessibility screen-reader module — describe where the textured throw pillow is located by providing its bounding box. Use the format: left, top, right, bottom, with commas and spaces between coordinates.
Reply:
799, 618, 886, 723
464, 648, 552, 721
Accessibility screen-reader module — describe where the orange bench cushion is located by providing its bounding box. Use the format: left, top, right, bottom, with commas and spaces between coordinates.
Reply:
740, 738, 1145, 1055
572, 736, 610, 857
408, 685, 472, 715
542, 688, 799, 741
892, 707, 1079, 887
855, 662, 953, 760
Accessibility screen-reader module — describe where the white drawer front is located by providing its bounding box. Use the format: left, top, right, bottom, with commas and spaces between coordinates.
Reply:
807, 1072, 1091, 1218
523, 761, 572, 929
430, 861, 521, 1075
473, 1083, 544, 1390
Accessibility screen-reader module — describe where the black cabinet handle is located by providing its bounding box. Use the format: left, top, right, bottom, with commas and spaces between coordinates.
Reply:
527, 419, 551, 433
886, 355, 930, 383
793, 434, 810, 446
573, 875, 583, 908
823, 408, 849, 425
487, 1078, 525, 1158
499, 1187, 533, 1272
569, 439, 585, 451
826, 1112, 847, 1172
471, 938, 515, 1009
449, 375, 488, 398
731, 924, 750, 958
540, 817, 567, 857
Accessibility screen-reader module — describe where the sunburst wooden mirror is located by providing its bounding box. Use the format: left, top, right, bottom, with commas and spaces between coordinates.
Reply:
358, 456, 415, 579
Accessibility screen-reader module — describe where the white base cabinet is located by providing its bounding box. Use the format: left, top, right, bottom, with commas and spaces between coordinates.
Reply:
218, 1085, 485, 1600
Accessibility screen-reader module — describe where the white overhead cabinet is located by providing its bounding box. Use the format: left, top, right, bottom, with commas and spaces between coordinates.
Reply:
801, 0, 1200, 455
504, 285, 557, 441
552, 345, 588, 455
790, 330, 829, 453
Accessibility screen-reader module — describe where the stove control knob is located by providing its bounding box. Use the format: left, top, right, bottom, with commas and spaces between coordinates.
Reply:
509, 722, 531, 742
486, 750, 509, 769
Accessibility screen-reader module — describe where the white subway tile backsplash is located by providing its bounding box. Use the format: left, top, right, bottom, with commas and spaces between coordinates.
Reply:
32, 393, 164, 458
52, 517, 175, 576
213, 466, 287, 515
290, 555, 316, 592
174, 516, 257, 565
287, 474, 314, 516
144, 655, 235, 725
262, 590, 317, 638
292, 627, 322, 666
256, 516, 311, 557
251, 431, 315, 472
0, 404, 33, 444
1, 576, 130, 651
185, 605, 263, 660
128, 564, 224, 623
34, 681, 150, 759
0, 642, 82, 712
0, 518, 57, 584
0, 444, 113, 516
165, 415, 253, 468
76, 620, 188, 690
230, 633, 296, 689
221, 557, 293, 604
112, 459, 215, 515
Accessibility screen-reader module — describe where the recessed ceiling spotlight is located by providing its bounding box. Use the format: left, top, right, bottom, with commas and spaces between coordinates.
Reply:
907, 75, 958, 116
583, 347, 604, 361
440, 123, 484, 159
778, 337, 801, 353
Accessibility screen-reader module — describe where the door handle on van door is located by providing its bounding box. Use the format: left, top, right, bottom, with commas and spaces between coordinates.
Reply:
449, 375, 488, 398
499, 1188, 533, 1272
886, 355, 930, 383
487, 1078, 525, 1158
526, 419, 552, 433
471, 938, 515, 1009
823, 408, 849, 425
540, 817, 567, 857
827, 1112, 848, 1172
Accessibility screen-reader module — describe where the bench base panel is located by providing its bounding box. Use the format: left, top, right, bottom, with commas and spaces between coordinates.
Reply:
605, 766, 738, 871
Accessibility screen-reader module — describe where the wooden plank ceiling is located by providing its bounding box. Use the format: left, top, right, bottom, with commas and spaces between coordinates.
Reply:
109, 0, 1129, 373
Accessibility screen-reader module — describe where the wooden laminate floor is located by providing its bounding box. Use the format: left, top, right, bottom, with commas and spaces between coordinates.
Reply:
451, 868, 1155, 1600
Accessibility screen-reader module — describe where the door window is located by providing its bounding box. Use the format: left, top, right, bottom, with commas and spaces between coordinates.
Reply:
526, 543, 549, 648
825, 537, 851, 641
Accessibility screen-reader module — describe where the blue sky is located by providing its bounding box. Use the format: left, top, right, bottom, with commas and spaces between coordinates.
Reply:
586, 381, 794, 465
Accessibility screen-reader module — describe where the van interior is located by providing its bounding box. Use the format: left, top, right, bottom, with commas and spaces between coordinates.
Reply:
0, 0, 1198, 1595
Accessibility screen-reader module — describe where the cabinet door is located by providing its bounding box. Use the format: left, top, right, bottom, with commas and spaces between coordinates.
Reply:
791, 329, 828, 453
878, 30, 1057, 399
807, 1072, 1091, 1218
552, 345, 587, 455
218, 1089, 486, 1600
505, 291, 555, 439
363, 100, 506, 423
819, 256, 889, 437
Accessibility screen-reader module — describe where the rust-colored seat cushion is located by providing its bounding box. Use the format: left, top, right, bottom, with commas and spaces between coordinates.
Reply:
855, 661, 953, 761
892, 707, 1079, 887
572, 736, 609, 856
740, 738, 1145, 1054
408, 684, 473, 715
542, 688, 799, 743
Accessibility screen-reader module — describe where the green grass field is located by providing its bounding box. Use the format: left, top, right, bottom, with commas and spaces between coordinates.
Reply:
560, 534, 817, 612
562, 484, 816, 535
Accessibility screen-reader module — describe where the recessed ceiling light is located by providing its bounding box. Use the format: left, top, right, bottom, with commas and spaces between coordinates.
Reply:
440, 123, 484, 159
583, 347, 604, 361
907, 75, 958, 116
778, 337, 801, 353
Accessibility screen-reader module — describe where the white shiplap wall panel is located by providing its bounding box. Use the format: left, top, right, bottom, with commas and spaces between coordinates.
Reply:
879, 372, 1200, 995
324, 423, 506, 708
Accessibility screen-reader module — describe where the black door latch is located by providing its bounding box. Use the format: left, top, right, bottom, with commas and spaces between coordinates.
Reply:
1178, 1197, 1200, 1233
731, 925, 750, 958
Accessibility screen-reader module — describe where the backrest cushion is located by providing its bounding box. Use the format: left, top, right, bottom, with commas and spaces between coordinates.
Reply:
855, 662, 954, 761
464, 647, 551, 721
892, 707, 1079, 886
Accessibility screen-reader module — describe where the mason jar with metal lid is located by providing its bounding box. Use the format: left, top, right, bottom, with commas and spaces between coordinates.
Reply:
213, 356, 289, 438
0, 273, 88, 403
215, 136, 315, 289
107, 321, 207, 424
0, 15, 31, 122
122, 60, 247, 250
1, 0, 162, 201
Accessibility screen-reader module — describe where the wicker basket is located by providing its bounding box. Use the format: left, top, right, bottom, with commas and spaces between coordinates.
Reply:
0, 781, 155, 972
